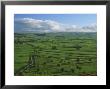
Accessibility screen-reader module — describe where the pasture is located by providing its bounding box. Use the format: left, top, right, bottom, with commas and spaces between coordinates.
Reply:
14, 32, 97, 76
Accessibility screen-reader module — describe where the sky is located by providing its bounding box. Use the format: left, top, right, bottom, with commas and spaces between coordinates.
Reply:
14, 14, 97, 33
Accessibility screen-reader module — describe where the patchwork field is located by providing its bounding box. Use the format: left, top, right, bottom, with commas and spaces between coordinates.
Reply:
14, 32, 97, 76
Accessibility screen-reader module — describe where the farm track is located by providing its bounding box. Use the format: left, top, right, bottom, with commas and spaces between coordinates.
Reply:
15, 61, 34, 75
15, 42, 37, 76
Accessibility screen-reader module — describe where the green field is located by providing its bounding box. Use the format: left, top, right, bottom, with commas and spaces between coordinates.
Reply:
14, 32, 97, 76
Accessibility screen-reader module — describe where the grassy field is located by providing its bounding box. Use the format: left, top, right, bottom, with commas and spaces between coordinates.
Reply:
14, 32, 97, 76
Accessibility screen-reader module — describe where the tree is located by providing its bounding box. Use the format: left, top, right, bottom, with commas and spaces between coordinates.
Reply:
76, 58, 80, 64
71, 68, 75, 73
74, 45, 82, 50
60, 68, 64, 72
51, 46, 57, 50
57, 64, 60, 67
76, 65, 81, 70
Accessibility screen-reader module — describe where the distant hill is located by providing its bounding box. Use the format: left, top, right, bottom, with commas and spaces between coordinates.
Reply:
15, 32, 96, 40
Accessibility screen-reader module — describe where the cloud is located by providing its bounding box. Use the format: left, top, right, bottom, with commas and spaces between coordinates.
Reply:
81, 23, 97, 32
14, 18, 97, 33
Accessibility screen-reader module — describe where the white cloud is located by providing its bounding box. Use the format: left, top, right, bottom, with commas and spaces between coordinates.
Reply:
15, 18, 97, 33
81, 23, 97, 32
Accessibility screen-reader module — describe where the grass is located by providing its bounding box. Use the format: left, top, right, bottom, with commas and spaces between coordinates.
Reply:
14, 32, 97, 76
